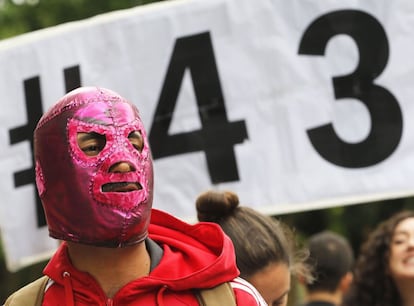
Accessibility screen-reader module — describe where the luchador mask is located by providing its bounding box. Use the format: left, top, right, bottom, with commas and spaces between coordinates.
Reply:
34, 87, 154, 247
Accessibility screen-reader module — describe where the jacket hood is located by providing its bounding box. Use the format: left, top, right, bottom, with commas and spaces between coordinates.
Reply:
145, 208, 240, 290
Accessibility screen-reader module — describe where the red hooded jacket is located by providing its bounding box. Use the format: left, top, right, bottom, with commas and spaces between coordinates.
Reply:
41, 209, 267, 305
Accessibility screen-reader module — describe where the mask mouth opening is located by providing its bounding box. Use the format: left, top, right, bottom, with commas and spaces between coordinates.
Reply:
101, 182, 142, 192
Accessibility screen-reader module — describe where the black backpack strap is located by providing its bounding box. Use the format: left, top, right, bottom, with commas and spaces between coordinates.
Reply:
196, 282, 236, 306
4, 276, 49, 306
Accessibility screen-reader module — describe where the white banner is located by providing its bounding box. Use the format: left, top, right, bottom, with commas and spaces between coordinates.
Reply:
1, 0, 413, 270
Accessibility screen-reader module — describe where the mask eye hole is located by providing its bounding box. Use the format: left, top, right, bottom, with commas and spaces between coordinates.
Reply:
77, 132, 106, 157
128, 131, 144, 152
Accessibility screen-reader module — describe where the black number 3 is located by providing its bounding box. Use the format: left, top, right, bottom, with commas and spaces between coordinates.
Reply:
298, 10, 403, 168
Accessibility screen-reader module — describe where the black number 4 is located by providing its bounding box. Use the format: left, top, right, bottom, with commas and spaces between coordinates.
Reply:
149, 32, 248, 183
299, 10, 403, 168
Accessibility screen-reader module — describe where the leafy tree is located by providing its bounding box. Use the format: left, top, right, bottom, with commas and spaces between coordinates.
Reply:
0, 0, 166, 40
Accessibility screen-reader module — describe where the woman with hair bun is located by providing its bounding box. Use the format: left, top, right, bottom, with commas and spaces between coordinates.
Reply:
196, 190, 313, 306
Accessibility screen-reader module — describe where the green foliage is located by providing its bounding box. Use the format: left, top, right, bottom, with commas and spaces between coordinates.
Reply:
0, 0, 166, 40
280, 196, 414, 255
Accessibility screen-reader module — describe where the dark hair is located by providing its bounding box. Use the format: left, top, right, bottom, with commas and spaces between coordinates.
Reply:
305, 231, 354, 292
343, 210, 414, 306
196, 190, 312, 281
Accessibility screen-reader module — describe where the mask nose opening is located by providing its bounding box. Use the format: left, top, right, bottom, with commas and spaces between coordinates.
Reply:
108, 161, 136, 173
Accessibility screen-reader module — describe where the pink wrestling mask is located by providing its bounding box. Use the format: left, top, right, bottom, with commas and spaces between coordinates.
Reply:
34, 87, 154, 247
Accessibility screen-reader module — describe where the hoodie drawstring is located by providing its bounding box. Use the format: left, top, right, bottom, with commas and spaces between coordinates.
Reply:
63, 271, 75, 306
156, 285, 168, 306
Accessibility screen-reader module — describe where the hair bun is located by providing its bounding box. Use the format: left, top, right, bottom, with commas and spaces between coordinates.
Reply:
196, 190, 239, 222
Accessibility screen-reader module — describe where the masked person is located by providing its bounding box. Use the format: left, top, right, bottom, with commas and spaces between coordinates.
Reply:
5, 87, 266, 306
